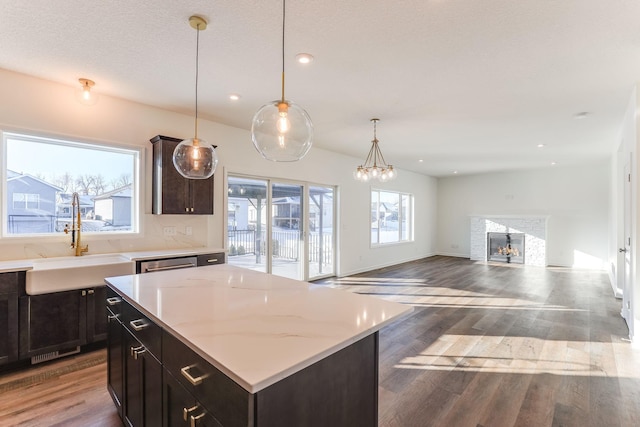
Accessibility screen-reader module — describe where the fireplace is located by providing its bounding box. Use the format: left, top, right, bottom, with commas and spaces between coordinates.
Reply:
487, 232, 525, 264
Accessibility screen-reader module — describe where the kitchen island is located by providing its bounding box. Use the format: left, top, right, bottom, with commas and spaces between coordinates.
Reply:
105, 264, 412, 427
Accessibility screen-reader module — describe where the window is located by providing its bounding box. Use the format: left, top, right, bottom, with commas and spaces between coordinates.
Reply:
371, 189, 413, 245
13, 193, 39, 210
3, 132, 140, 236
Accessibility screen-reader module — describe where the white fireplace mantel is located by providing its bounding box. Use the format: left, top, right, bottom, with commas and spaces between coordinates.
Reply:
469, 215, 549, 266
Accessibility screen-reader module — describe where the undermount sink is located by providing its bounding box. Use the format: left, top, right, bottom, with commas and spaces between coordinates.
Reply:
26, 254, 135, 295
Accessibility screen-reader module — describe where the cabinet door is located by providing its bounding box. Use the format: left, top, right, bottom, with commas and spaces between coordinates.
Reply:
151, 135, 214, 215
190, 177, 214, 214
0, 292, 19, 365
163, 370, 222, 427
87, 287, 108, 343
124, 330, 162, 427
107, 311, 124, 417
19, 290, 87, 359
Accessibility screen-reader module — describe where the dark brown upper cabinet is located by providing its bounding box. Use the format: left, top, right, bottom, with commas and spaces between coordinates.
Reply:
150, 135, 214, 215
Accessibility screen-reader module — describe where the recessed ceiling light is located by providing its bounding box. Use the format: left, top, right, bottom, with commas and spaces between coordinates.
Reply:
574, 112, 590, 119
418, 159, 424, 163
229, 93, 241, 101
453, 171, 458, 174
551, 161, 557, 166
295, 53, 314, 64
537, 144, 545, 148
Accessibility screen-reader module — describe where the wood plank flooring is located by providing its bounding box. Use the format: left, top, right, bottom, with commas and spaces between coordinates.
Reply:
1, 256, 638, 427
317, 256, 640, 427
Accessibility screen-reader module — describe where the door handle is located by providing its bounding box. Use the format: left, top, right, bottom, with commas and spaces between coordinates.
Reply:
619, 248, 628, 253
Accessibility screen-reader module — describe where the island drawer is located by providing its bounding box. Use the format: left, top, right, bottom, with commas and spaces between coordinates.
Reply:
105, 287, 124, 317
162, 331, 252, 427
196, 252, 226, 266
121, 300, 162, 360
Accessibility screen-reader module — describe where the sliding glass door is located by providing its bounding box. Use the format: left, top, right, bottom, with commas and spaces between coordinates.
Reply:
227, 177, 268, 273
271, 182, 303, 280
226, 175, 335, 280
308, 186, 335, 279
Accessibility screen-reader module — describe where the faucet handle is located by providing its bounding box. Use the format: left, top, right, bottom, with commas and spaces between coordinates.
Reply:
63, 224, 70, 234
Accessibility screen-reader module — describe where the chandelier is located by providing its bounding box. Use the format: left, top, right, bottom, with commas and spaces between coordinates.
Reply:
353, 119, 396, 182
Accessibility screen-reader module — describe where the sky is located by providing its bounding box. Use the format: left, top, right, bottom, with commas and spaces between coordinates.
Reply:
6, 135, 135, 185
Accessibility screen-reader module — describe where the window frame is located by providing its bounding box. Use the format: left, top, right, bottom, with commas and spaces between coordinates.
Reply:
1, 130, 143, 239
370, 188, 414, 247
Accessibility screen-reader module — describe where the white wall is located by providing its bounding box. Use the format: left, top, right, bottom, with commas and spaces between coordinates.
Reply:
436, 162, 611, 269
0, 69, 437, 275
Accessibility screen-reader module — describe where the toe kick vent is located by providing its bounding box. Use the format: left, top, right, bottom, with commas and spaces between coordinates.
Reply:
31, 346, 81, 364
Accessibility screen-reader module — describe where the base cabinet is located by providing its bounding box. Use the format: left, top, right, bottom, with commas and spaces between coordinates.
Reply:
124, 329, 162, 427
0, 272, 22, 366
19, 287, 107, 359
108, 287, 163, 427
107, 307, 124, 417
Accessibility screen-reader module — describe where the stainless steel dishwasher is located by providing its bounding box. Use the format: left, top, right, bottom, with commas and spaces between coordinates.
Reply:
137, 256, 197, 274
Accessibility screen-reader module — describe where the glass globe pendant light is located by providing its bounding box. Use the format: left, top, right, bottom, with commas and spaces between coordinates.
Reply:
173, 15, 219, 179
251, 0, 313, 162
353, 119, 397, 183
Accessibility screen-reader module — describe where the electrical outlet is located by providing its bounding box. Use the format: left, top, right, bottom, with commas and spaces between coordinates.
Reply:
185, 226, 193, 236
163, 226, 176, 236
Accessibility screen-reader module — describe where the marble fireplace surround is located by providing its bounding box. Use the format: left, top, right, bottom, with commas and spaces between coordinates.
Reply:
470, 215, 549, 267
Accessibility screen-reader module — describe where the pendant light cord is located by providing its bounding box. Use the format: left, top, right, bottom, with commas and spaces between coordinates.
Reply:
281, 0, 286, 103
195, 22, 201, 140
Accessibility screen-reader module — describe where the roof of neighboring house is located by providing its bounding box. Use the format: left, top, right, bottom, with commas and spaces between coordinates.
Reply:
58, 193, 94, 207
273, 197, 300, 205
93, 184, 132, 201
7, 170, 63, 192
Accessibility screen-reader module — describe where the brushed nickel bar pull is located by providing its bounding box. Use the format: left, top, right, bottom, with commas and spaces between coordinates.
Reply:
133, 347, 146, 360
180, 365, 207, 386
190, 413, 205, 427
130, 345, 144, 358
107, 297, 122, 305
108, 314, 119, 321
129, 319, 148, 331
183, 405, 198, 422
145, 263, 195, 272
207, 258, 218, 263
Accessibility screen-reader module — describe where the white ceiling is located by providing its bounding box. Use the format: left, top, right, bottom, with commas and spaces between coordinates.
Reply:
1, 0, 640, 177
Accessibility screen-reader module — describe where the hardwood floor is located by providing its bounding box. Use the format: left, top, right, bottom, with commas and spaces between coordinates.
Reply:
1, 256, 638, 426
0, 349, 121, 426
317, 256, 640, 427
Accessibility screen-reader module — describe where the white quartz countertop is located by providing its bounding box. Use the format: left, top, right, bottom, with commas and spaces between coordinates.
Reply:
105, 264, 412, 393
0, 259, 34, 273
0, 247, 225, 273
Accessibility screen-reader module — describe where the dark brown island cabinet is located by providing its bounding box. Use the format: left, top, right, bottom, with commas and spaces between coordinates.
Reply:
150, 135, 215, 215
107, 286, 379, 427
103, 262, 413, 427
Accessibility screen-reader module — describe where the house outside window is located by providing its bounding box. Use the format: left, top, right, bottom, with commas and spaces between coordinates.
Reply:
371, 189, 413, 245
2, 132, 140, 236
